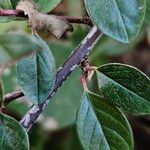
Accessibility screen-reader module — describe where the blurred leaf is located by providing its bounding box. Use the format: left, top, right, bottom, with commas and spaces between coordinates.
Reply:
44, 68, 82, 129
145, 0, 150, 23
10, 0, 18, 8
44, 125, 82, 150
0, 16, 18, 23
35, 0, 62, 13
0, 113, 29, 149
29, 124, 45, 150
0, 33, 41, 65
17, 34, 56, 105
67, 0, 83, 16
71, 26, 89, 47
0, 21, 27, 34
85, 0, 145, 43
77, 92, 133, 150
91, 36, 133, 57
2, 65, 29, 115
11, 0, 62, 13
0, 0, 12, 9
0, 79, 3, 106
96, 63, 150, 115
2, 65, 17, 93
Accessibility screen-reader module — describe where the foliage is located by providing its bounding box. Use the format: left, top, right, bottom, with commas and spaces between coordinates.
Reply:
0, 0, 150, 150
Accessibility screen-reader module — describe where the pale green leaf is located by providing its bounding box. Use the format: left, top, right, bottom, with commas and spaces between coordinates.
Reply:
77, 92, 133, 150
96, 63, 150, 115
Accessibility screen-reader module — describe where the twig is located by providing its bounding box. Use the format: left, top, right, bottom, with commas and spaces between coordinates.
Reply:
55, 15, 93, 26
0, 9, 26, 17
0, 9, 92, 26
19, 26, 102, 131
4, 90, 24, 106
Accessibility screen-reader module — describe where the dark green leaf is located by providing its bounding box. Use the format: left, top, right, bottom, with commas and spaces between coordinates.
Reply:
17, 34, 56, 105
96, 63, 150, 115
77, 92, 133, 150
0, 33, 41, 65
0, 113, 29, 150
84, 0, 145, 43
145, 0, 150, 23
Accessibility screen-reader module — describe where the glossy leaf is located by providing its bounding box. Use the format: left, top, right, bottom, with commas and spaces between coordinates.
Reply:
17, 34, 56, 105
84, 0, 145, 43
96, 63, 150, 115
0, 33, 41, 65
77, 92, 133, 150
0, 113, 29, 149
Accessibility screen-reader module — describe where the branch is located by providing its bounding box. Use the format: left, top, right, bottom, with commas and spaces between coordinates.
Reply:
4, 90, 24, 106
0, 9, 26, 17
55, 16, 93, 26
0, 9, 92, 26
19, 26, 103, 131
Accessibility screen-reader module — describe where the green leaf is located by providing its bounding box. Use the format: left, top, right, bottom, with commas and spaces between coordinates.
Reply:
0, 0, 12, 9
0, 17, 17, 23
76, 92, 133, 150
10, 0, 62, 13
1, 0, 62, 22
0, 33, 41, 65
0, 113, 29, 150
84, 0, 146, 43
16, 34, 56, 105
35, 0, 62, 13
10, 0, 18, 8
96, 63, 150, 115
